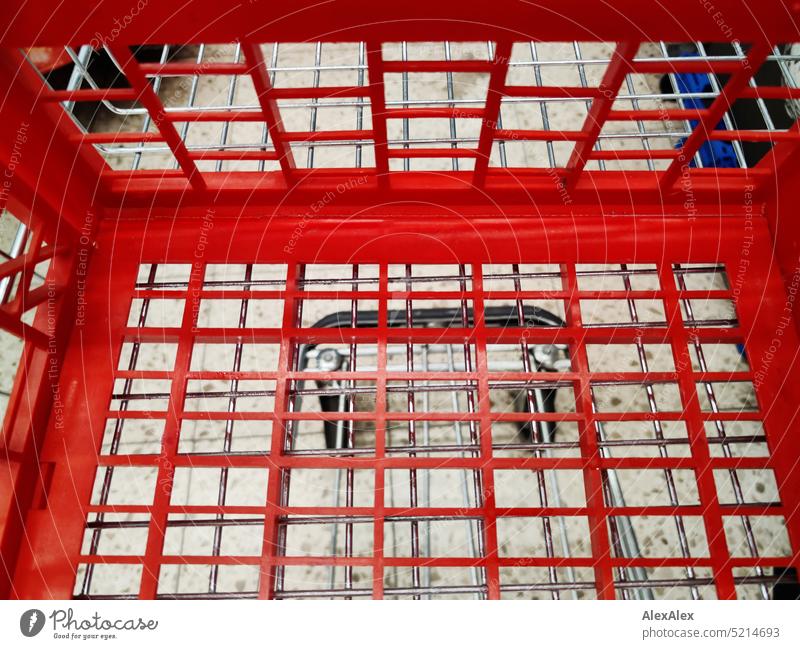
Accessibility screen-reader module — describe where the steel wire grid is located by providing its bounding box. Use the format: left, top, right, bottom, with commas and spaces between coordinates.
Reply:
24, 39, 800, 183
5, 11, 800, 602
64, 261, 792, 600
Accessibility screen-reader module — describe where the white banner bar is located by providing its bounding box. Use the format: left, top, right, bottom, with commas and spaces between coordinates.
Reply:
1, 600, 798, 648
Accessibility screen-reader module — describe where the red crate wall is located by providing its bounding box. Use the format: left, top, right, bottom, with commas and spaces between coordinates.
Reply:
1, 0, 800, 599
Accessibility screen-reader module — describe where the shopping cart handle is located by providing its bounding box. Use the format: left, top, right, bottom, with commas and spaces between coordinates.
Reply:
303, 305, 565, 449
308, 304, 564, 329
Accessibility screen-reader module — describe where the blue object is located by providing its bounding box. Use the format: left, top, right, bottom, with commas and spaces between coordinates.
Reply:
672, 55, 738, 168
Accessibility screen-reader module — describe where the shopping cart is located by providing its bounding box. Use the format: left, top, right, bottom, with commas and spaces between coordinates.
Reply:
1, 0, 800, 600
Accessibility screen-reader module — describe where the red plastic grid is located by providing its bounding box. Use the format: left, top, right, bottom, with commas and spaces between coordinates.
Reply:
19, 36, 799, 200
4, 216, 797, 600
1, 0, 800, 604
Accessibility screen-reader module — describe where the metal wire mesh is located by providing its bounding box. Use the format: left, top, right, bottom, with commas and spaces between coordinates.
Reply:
25, 40, 800, 176
70, 261, 790, 600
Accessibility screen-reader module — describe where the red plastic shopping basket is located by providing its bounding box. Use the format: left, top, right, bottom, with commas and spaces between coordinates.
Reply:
2, 0, 800, 600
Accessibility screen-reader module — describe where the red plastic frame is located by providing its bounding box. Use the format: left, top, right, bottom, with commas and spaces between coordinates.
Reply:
1, 0, 800, 600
